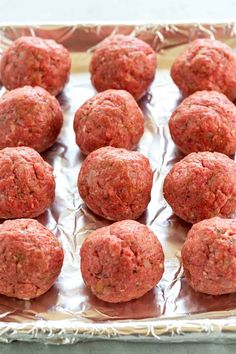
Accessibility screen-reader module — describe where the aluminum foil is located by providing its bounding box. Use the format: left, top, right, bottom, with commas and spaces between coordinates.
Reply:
0, 22, 235, 344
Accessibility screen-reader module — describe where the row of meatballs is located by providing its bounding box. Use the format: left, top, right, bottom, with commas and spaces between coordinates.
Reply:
0, 35, 236, 155
0, 34, 235, 303
0, 36, 70, 302
0, 145, 235, 301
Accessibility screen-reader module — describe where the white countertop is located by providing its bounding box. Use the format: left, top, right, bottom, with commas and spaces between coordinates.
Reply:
2, 0, 236, 23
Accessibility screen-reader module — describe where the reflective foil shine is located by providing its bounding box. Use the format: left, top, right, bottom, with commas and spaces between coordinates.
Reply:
0, 22, 235, 344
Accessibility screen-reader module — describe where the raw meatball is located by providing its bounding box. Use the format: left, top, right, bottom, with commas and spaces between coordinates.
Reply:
73, 89, 144, 155
169, 91, 236, 155
0, 219, 64, 299
163, 152, 236, 224
171, 39, 236, 101
0, 36, 71, 96
182, 217, 236, 295
78, 147, 153, 221
0, 86, 63, 152
0, 147, 55, 219
90, 34, 157, 100
80, 220, 164, 303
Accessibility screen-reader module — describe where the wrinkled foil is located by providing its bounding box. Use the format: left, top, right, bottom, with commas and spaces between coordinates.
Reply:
0, 22, 236, 344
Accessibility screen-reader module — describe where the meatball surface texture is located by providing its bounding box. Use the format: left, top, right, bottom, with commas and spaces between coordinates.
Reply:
0, 86, 63, 152
90, 34, 157, 100
81, 220, 164, 303
78, 147, 153, 221
171, 39, 236, 101
0, 36, 71, 96
169, 90, 236, 155
182, 217, 236, 295
163, 152, 236, 223
74, 89, 144, 155
0, 147, 55, 219
0, 219, 64, 299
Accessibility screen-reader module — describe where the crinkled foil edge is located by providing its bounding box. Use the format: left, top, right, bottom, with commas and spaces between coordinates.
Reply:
1, 21, 236, 53
0, 318, 236, 344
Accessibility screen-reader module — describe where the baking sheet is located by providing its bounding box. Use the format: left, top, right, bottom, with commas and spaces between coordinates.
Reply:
0, 22, 235, 344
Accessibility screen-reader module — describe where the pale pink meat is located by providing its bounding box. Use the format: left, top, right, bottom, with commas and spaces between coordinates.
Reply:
90, 35, 157, 100
0, 36, 71, 96
0, 219, 64, 299
0, 147, 55, 219
74, 89, 144, 155
80, 220, 164, 303
163, 152, 236, 223
182, 217, 236, 295
171, 39, 236, 101
0, 86, 63, 152
169, 90, 236, 155
78, 147, 153, 221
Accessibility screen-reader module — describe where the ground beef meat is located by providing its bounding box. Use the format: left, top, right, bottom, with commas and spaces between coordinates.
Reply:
0, 147, 55, 219
0, 36, 71, 96
78, 147, 153, 221
0, 86, 63, 152
182, 217, 236, 295
90, 34, 157, 100
163, 152, 236, 224
171, 39, 236, 101
169, 90, 236, 155
80, 220, 164, 303
0, 218, 64, 299
73, 89, 144, 155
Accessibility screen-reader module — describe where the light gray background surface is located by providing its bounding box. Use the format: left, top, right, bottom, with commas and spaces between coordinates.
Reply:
0, 0, 235, 22
0, 341, 236, 354
0, 0, 236, 352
